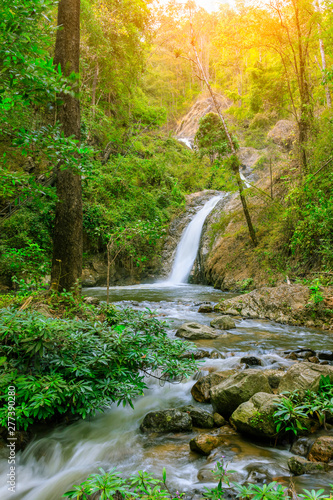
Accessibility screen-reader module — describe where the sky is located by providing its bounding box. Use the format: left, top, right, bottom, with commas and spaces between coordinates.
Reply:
157, 0, 226, 14
195, 0, 224, 11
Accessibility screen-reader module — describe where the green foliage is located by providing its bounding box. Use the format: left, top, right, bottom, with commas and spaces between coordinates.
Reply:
203, 458, 236, 500
273, 397, 309, 436
81, 134, 209, 269
273, 376, 333, 437
309, 281, 325, 304
234, 482, 289, 500
63, 467, 183, 500
64, 467, 333, 500
195, 112, 237, 163
0, 239, 49, 285
0, 308, 198, 430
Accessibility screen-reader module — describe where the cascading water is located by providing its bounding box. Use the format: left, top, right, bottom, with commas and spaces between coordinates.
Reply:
1, 285, 332, 499
168, 195, 222, 284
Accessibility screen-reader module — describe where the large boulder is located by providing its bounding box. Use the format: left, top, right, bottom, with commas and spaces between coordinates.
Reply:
230, 392, 281, 439
140, 409, 192, 433
210, 369, 272, 418
214, 284, 311, 326
278, 363, 333, 394
210, 316, 236, 330
191, 370, 236, 403
290, 437, 313, 457
213, 413, 228, 427
265, 369, 285, 390
180, 405, 214, 428
240, 356, 262, 367
189, 431, 228, 455
176, 322, 222, 340
288, 456, 331, 475
308, 436, 333, 463
267, 120, 296, 150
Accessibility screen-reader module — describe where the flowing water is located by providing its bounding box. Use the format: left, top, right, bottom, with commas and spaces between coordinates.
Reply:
2, 195, 333, 499
2, 284, 333, 499
169, 196, 222, 284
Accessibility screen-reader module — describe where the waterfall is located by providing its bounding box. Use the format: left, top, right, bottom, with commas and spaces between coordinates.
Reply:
168, 195, 221, 284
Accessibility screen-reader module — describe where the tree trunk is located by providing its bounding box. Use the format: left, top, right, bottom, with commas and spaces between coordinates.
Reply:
190, 36, 258, 247
92, 62, 99, 118
315, 0, 331, 108
51, 0, 83, 293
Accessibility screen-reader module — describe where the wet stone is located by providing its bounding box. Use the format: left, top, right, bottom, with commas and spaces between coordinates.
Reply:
83, 296, 100, 305
191, 370, 236, 403
318, 351, 333, 361
181, 349, 211, 360
308, 436, 333, 463
140, 409, 192, 433
210, 315, 236, 330
213, 412, 228, 427
290, 437, 313, 457
240, 356, 262, 366
288, 455, 331, 475
198, 304, 213, 313
176, 322, 221, 340
190, 431, 227, 455
210, 350, 225, 359
180, 405, 214, 428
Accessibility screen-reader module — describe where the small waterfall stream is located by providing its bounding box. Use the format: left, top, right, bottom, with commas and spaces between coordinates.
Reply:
2, 175, 333, 498
168, 195, 222, 284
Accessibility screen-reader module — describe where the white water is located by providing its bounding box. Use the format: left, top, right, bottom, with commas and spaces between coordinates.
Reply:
178, 138, 193, 149
240, 172, 251, 188
168, 196, 222, 284
2, 285, 333, 499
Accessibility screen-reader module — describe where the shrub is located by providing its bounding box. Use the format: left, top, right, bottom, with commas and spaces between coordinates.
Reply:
0, 307, 198, 430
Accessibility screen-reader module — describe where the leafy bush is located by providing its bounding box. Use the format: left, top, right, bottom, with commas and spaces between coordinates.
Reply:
273, 375, 333, 437
64, 463, 333, 500
0, 308, 198, 430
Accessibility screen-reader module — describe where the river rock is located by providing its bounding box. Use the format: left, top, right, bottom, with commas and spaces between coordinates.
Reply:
214, 284, 311, 325
180, 405, 214, 428
265, 369, 285, 389
210, 350, 225, 359
181, 349, 211, 360
210, 369, 272, 418
176, 322, 221, 340
308, 436, 333, 463
197, 464, 242, 484
278, 363, 333, 394
267, 120, 296, 150
240, 356, 262, 367
318, 351, 333, 361
290, 437, 313, 457
288, 456, 331, 475
140, 409, 192, 433
230, 392, 281, 439
83, 296, 100, 305
198, 304, 213, 313
308, 356, 320, 364
210, 316, 236, 330
213, 413, 228, 427
191, 370, 236, 403
189, 431, 227, 455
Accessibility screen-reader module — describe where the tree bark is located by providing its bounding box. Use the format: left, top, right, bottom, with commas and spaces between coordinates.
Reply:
190, 33, 257, 247
315, 0, 331, 108
51, 0, 83, 293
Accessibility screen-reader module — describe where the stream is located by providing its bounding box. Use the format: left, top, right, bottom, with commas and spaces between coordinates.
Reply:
2, 283, 333, 499
2, 195, 333, 499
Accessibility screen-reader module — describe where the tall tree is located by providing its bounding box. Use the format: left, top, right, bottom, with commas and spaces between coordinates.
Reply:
51, 0, 83, 292
178, 12, 258, 247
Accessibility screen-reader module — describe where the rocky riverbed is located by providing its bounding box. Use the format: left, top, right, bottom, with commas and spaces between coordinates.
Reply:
2, 283, 333, 500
